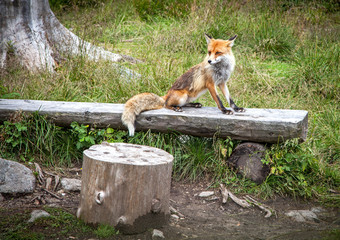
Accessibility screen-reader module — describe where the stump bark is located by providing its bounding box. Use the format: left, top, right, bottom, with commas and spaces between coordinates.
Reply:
77, 142, 173, 234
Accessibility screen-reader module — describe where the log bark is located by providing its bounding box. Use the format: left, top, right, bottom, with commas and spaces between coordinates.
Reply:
77, 142, 173, 234
227, 142, 270, 184
0, 0, 139, 78
0, 99, 308, 143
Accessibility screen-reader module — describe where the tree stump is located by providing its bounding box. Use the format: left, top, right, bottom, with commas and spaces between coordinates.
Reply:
77, 142, 173, 234
0, 0, 139, 78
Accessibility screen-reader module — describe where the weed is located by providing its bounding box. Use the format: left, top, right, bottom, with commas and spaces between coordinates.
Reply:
94, 224, 119, 238
0, 207, 103, 239
70, 122, 105, 150
0, 113, 79, 166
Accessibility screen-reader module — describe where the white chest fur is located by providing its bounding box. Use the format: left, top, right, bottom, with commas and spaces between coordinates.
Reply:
210, 54, 235, 85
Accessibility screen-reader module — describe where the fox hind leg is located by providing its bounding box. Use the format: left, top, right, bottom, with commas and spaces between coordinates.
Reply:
164, 91, 189, 112
184, 102, 203, 108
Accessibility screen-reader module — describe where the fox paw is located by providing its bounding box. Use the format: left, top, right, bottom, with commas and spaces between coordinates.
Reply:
222, 109, 233, 115
234, 107, 245, 112
173, 106, 183, 112
193, 103, 202, 108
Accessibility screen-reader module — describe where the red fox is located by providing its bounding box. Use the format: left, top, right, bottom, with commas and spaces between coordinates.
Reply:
122, 34, 245, 136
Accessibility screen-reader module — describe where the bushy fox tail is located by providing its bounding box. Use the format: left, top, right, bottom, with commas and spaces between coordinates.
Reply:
121, 93, 165, 136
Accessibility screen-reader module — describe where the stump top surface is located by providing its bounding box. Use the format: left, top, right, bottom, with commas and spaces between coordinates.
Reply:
84, 143, 173, 165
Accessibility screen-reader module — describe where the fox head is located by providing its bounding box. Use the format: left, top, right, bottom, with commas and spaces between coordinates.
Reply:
204, 34, 237, 65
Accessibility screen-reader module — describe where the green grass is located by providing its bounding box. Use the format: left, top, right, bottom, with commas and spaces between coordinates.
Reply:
0, 207, 118, 239
0, 0, 339, 204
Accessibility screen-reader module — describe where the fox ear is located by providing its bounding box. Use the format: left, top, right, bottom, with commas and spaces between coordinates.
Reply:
229, 35, 237, 41
205, 33, 213, 44
228, 35, 237, 47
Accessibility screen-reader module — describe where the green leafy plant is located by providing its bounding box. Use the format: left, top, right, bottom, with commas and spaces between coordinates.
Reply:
261, 139, 339, 200
94, 224, 119, 238
70, 122, 103, 150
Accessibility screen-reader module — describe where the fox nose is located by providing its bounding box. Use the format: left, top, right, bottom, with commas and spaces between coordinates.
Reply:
208, 60, 212, 64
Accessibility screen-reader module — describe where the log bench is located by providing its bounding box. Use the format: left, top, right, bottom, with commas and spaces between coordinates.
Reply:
0, 99, 308, 143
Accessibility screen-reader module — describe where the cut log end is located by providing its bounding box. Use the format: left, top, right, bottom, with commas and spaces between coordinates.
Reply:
78, 143, 173, 234
84, 142, 173, 166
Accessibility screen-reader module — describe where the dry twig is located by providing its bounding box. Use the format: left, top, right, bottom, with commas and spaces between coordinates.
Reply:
219, 184, 250, 208
34, 162, 44, 185
245, 195, 274, 218
220, 184, 229, 203
42, 188, 63, 200
54, 175, 60, 191
45, 177, 52, 190
170, 206, 185, 218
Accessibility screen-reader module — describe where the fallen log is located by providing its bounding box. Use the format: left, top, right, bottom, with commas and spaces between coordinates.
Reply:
0, 99, 308, 143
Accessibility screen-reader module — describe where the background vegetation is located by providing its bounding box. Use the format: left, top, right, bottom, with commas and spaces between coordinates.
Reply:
0, 0, 339, 205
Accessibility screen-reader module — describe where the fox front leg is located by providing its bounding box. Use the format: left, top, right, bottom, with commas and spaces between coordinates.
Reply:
218, 83, 245, 113
207, 82, 233, 114
230, 98, 245, 112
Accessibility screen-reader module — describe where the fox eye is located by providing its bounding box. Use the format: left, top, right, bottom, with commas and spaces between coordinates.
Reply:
216, 51, 222, 55
208, 51, 211, 55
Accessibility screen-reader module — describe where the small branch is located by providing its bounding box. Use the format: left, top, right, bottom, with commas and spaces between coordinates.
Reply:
228, 191, 251, 208
220, 184, 229, 203
54, 175, 60, 191
41, 188, 63, 200
169, 206, 185, 218
34, 162, 44, 185
45, 177, 52, 190
219, 184, 250, 208
245, 195, 274, 218
44, 171, 60, 191
69, 168, 82, 172
30, 194, 42, 203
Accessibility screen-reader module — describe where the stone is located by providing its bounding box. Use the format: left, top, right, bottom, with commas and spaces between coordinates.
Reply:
152, 229, 165, 239
170, 214, 180, 222
0, 158, 36, 193
227, 142, 270, 184
0, 193, 4, 201
285, 210, 318, 222
299, 210, 318, 221
28, 210, 51, 223
285, 211, 306, 222
311, 207, 325, 213
198, 191, 215, 198
60, 178, 81, 191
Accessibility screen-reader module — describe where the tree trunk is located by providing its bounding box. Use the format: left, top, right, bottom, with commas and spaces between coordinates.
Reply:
0, 0, 137, 76
77, 142, 173, 234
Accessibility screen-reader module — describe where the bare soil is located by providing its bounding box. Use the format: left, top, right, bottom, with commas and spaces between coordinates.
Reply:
0, 167, 339, 240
